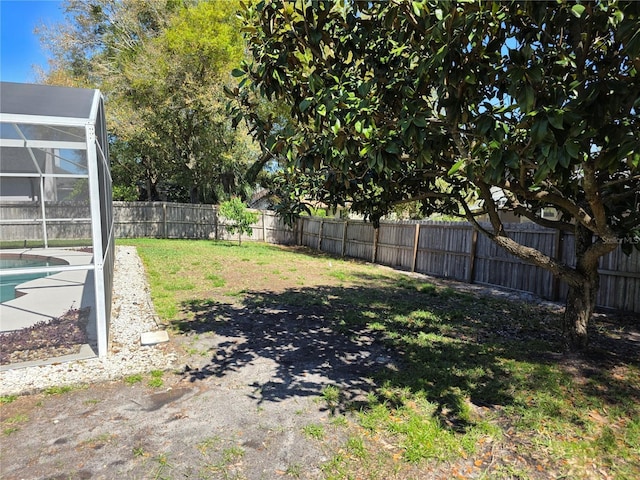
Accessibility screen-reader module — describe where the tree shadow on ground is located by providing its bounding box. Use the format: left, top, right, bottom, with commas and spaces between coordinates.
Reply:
174, 273, 640, 427
175, 293, 394, 410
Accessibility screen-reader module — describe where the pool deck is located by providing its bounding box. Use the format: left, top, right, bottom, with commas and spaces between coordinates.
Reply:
0, 248, 96, 334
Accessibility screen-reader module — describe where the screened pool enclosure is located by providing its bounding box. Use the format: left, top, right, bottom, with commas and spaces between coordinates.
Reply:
0, 82, 114, 366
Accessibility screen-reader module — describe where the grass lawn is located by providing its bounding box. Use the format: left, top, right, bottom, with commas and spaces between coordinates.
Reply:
124, 238, 640, 479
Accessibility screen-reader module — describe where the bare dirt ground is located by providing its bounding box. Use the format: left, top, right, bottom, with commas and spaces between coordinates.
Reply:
0, 299, 394, 480
3, 301, 637, 480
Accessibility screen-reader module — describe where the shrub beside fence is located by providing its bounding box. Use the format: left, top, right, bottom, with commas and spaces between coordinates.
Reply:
1, 201, 638, 313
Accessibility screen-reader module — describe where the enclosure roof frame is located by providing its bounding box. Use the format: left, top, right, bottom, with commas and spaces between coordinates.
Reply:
0, 81, 101, 124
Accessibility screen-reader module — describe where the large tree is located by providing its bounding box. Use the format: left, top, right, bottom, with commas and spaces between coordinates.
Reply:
114, 0, 256, 202
39, 0, 259, 203
37, 0, 175, 87
233, 0, 640, 351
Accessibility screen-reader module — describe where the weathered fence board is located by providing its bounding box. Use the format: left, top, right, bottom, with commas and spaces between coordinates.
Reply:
344, 221, 374, 261
318, 219, 345, 256
263, 212, 297, 245
300, 217, 321, 250
597, 242, 640, 312
416, 222, 473, 281
1, 203, 92, 241
376, 222, 416, 270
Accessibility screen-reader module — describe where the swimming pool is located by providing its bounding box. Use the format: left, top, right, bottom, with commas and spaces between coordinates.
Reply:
0, 256, 68, 303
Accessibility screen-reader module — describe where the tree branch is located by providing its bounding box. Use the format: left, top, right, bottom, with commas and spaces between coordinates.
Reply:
457, 190, 583, 286
512, 206, 574, 232
500, 180, 599, 232
582, 161, 608, 229
476, 180, 505, 236
603, 189, 640, 206
601, 174, 640, 190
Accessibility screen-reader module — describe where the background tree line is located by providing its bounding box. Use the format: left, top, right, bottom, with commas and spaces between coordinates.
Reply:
38, 0, 262, 204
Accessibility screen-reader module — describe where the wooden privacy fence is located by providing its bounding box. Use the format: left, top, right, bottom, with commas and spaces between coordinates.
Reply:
0, 203, 93, 241
298, 216, 640, 313
2, 201, 638, 313
113, 201, 297, 245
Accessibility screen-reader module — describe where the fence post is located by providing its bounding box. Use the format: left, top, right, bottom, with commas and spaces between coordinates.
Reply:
162, 202, 167, 239
318, 219, 324, 251
212, 205, 217, 240
214, 205, 219, 240
372, 227, 379, 264
468, 227, 478, 283
298, 217, 304, 246
262, 211, 267, 242
552, 229, 564, 301
411, 223, 420, 272
341, 220, 348, 257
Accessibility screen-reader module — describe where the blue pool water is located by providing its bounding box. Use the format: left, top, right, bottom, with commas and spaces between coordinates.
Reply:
0, 258, 58, 303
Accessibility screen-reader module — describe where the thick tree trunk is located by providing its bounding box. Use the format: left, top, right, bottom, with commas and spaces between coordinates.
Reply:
146, 178, 160, 201
466, 185, 617, 353
562, 277, 597, 351
190, 185, 199, 204
561, 224, 604, 352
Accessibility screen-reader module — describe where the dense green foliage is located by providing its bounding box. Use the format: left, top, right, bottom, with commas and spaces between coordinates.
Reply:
39, 0, 259, 203
235, 0, 639, 235
233, 0, 640, 350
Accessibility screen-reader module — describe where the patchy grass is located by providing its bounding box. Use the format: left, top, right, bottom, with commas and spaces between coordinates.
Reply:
285, 462, 303, 478
221, 445, 245, 463
206, 273, 226, 288
133, 445, 147, 458
43, 385, 76, 396
123, 238, 640, 479
302, 423, 326, 440
4, 413, 28, 424
147, 370, 164, 388
0, 395, 17, 404
124, 374, 143, 385
196, 442, 246, 478
1, 413, 29, 436
78, 433, 116, 450
196, 436, 222, 455
322, 385, 341, 414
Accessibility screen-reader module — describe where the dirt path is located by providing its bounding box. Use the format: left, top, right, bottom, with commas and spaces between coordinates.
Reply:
0, 302, 393, 480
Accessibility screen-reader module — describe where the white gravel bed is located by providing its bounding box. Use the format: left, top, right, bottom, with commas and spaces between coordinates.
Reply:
0, 246, 177, 396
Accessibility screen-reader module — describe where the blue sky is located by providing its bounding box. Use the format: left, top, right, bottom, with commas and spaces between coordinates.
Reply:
1, 0, 64, 83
